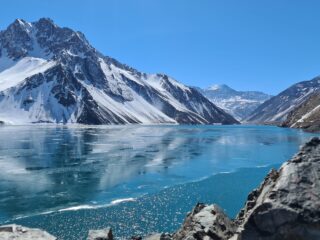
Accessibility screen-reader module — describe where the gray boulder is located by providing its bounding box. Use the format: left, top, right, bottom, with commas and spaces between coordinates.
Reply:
173, 203, 236, 240
87, 227, 113, 240
0, 224, 56, 240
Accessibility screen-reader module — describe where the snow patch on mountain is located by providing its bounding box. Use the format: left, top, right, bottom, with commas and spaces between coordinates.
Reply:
81, 80, 174, 124
0, 57, 56, 91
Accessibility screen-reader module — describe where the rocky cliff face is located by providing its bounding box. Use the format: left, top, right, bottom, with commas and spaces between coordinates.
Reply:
0, 18, 238, 125
2, 138, 319, 239
233, 139, 320, 239
246, 77, 320, 124
282, 92, 320, 132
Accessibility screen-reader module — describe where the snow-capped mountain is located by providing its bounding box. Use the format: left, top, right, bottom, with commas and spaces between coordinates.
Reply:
0, 18, 238, 125
246, 76, 320, 123
282, 92, 320, 132
197, 84, 271, 121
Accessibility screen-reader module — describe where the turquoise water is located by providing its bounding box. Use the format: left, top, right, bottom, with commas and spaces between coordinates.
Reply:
0, 125, 317, 239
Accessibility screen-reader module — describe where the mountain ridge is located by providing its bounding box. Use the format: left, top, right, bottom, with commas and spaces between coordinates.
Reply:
0, 18, 238, 125
281, 91, 320, 132
246, 76, 320, 123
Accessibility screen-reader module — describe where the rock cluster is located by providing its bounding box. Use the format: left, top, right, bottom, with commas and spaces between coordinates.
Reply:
1, 138, 319, 240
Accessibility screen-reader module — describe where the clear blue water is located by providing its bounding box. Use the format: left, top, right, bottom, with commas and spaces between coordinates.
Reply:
0, 125, 317, 239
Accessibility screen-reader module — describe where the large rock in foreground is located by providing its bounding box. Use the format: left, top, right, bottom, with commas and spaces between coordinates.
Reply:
171, 137, 320, 240
173, 203, 236, 240
87, 227, 113, 240
233, 137, 320, 240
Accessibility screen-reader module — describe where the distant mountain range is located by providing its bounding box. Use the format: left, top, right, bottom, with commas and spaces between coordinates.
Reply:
197, 84, 272, 121
0, 18, 238, 125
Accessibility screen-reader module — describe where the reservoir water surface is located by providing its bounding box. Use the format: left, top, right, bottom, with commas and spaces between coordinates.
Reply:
0, 125, 317, 239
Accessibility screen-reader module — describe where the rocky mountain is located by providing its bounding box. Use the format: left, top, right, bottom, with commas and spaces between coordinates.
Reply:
0, 18, 238, 125
282, 92, 320, 132
246, 76, 320, 124
198, 84, 271, 121
4, 137, 320, 240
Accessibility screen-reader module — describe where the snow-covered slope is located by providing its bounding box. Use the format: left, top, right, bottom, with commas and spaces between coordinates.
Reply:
282, 92, 320, 131
246, 77, 320, 123
0, 18, 238, 125
0, 57, 56, 91
198, 84, 271, 121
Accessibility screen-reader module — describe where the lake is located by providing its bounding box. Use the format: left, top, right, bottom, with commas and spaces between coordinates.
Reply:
0, 125, 317, 239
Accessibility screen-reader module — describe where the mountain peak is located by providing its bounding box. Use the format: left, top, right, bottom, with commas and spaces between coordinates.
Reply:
37, 17, 54, 24
13, 18, 27, 25
34, 18, 57, 29
7, 18, 32, 32
0, 18, 239, 125
207, 84, 231, 91
0, 17, 93, 61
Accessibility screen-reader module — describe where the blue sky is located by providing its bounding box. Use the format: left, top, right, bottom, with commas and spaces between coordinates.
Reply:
1, 0, 320, 94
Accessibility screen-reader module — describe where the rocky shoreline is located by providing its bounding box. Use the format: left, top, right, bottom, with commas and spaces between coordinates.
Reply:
1, 137, 320, 240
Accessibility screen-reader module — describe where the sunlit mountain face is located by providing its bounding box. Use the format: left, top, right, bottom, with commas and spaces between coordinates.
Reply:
0, 18, 238, 125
